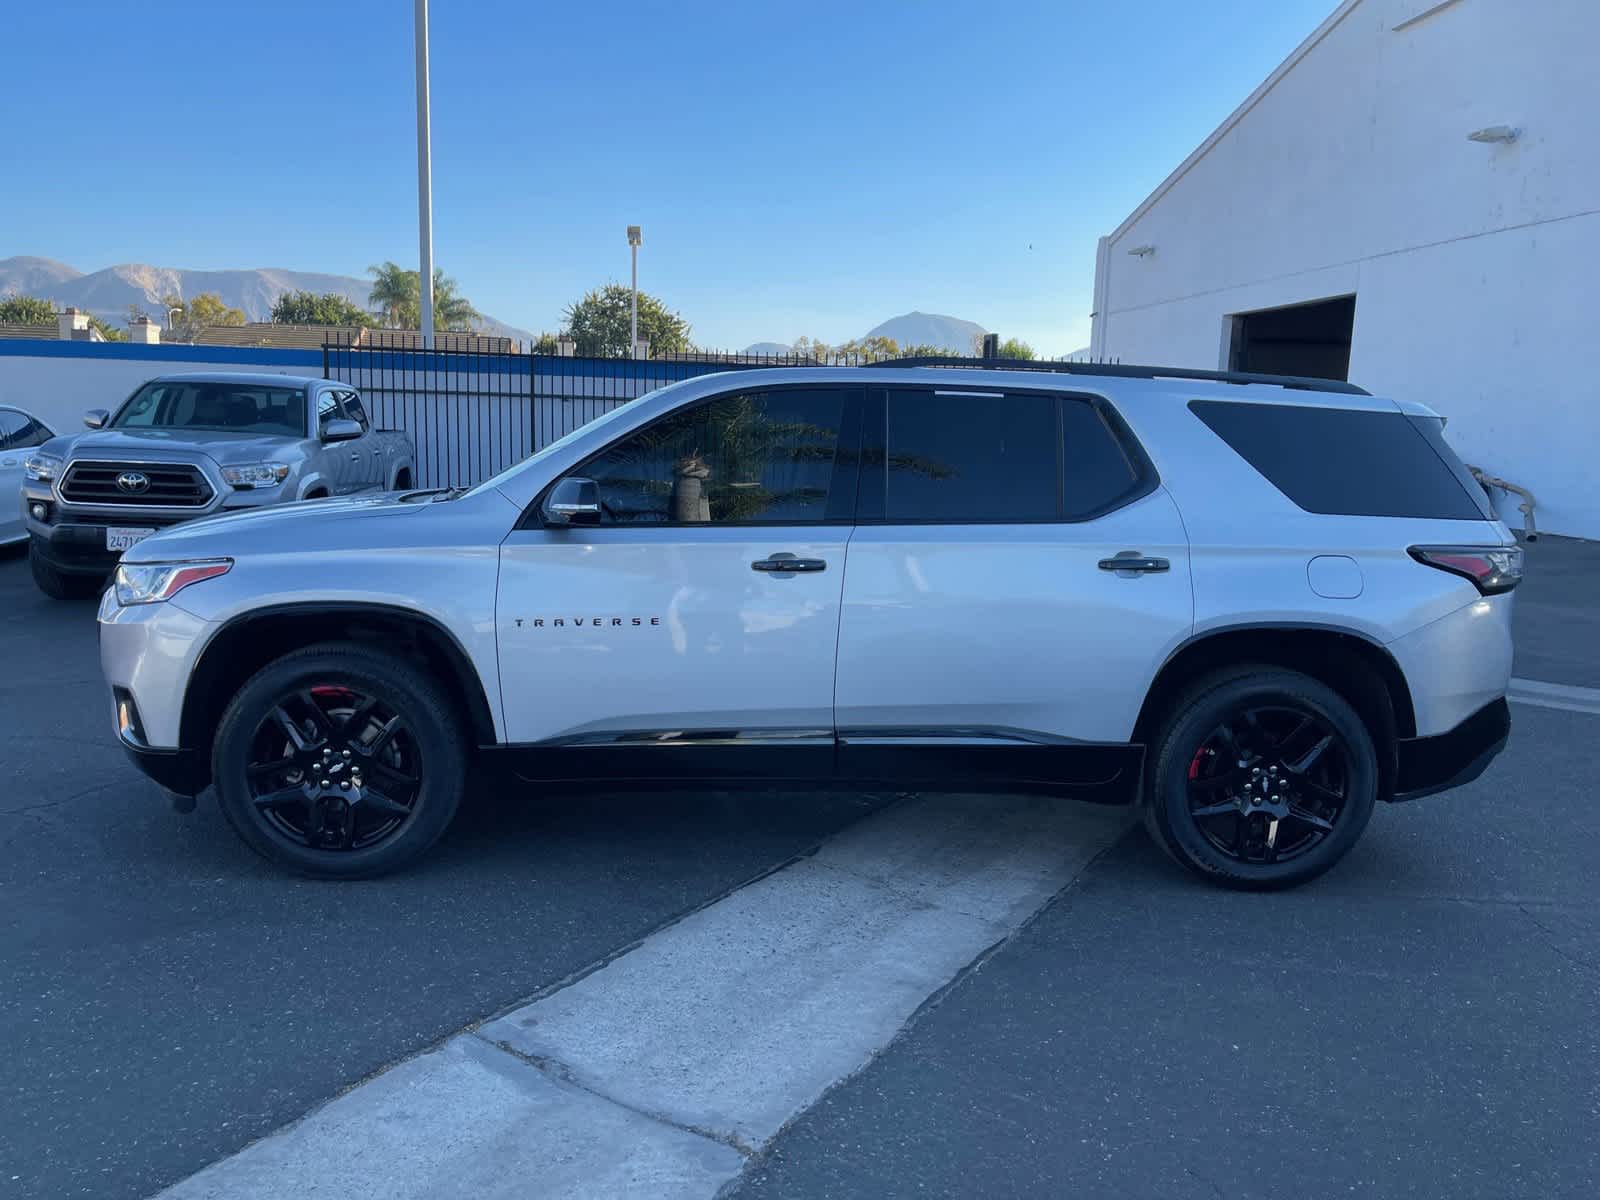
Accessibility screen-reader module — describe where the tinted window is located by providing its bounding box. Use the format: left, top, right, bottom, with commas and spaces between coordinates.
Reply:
1190, 399, 1490, 520
113, 382, 307, 437
584, 388, 844, 524
0, 410, 29, 451
1061, 399, 1146, 519
341, 391, 370, 430
885, 391, 1057, 522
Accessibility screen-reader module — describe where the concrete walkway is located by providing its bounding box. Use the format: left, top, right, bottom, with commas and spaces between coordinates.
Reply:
158, 797, 1130, 1199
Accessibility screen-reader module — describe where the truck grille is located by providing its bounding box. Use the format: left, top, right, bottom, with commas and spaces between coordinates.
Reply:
59, 461, 214, 508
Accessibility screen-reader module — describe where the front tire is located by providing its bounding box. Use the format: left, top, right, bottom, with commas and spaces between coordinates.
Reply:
30, 543, 101, 600
212, 643, 467, 879
1143, 667, 1377, 890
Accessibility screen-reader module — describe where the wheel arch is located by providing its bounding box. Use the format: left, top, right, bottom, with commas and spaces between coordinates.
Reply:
181, 603, 498, 776
1132, 623, 1416, 800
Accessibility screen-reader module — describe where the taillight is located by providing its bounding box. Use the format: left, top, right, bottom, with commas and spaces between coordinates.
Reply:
1409, 545, 1523, 594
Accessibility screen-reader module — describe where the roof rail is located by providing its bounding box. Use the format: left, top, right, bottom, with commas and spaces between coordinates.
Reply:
875, 357, 1371, 396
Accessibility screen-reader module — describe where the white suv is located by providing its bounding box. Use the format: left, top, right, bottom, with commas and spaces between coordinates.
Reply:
98, 363, 1518, 888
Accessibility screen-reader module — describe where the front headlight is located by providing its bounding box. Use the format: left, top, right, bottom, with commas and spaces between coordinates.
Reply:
24, 452, 63, 482
113, 559, 233, 606
221, 462, 290, 488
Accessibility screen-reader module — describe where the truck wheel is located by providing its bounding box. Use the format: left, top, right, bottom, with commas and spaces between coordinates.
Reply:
1142, 667, 1377, 890
212, 643, 467, 879
30, 544, 101, 600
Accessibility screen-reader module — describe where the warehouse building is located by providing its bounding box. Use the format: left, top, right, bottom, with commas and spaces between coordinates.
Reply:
1090, 0, 1597, 537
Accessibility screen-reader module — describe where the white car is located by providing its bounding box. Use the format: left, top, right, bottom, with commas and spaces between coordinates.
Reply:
1, 405, 56, 546
97, 363, 1518, 888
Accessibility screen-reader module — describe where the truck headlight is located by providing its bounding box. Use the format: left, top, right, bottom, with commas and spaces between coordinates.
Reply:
113, 559, 233, 606
221, 462, 290, 488
24, 452, 63, 482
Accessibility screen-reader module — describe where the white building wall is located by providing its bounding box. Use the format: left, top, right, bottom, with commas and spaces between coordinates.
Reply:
1092, 0, 1600, 537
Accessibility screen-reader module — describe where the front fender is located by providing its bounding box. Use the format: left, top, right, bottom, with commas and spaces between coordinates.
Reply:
295, 470, 333, 500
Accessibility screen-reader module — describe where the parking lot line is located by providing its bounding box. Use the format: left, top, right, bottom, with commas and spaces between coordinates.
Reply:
1508, 677, 1600, 715
154, 795, 1130, 1199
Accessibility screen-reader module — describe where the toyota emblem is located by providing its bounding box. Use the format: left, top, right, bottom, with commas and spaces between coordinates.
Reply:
116, 471, 151, 494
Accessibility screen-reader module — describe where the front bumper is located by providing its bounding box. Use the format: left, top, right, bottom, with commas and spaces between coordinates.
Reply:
119, 735, 209, 796
1391, 697, 1510, 802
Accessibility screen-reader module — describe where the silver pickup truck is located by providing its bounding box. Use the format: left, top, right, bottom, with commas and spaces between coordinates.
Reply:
21, 371, 415, 598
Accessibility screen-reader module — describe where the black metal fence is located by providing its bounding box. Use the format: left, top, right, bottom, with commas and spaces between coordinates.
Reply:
322, 332, 1142, 489
322, 334, 873, 488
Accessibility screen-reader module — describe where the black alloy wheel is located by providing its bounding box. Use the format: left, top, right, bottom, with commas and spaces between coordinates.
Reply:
1144, 667, 1378, 890
246, 685, 421, 852
1184, 705, 1350, 865
213, 644, 466, 878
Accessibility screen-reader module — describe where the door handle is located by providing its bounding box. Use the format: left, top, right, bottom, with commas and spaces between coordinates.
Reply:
1098, 552, 1170, 574
349, 452, 362, 461
752, 554, 827, 573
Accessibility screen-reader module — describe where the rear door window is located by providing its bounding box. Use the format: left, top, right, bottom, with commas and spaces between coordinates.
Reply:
1189, 399, 1491, 520
884, 391, 1058, 522
873, 390, 1155, 523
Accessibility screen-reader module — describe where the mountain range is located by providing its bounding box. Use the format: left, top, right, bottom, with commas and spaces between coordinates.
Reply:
743, 311, 988, 356
2, 256, 989, 355
0, 256, 535, 344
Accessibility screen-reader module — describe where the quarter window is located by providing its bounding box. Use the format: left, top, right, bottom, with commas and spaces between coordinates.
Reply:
1060, 398, 1147, 519
583, 388, 846, 524
1190, 399, 1491, 520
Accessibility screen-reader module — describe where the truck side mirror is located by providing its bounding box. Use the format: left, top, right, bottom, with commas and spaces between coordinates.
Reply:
321, 417, 364, 443
84, 409, 109, 429
543, 477, 601, 527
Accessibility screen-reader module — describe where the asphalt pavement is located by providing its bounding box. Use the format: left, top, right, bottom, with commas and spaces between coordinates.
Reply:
0, 545, 882, 1199
2, 535, 1597, 1200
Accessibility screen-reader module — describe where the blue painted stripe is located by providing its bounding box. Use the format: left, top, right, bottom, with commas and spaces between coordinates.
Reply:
0, 338, 323, 368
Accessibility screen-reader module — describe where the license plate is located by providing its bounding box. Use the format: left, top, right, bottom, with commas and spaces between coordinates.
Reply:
106, 527, 157, 552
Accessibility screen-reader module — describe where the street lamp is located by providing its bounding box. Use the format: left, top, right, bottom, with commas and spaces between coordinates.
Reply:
627, 225, 642, 357
415, 0, 435, 349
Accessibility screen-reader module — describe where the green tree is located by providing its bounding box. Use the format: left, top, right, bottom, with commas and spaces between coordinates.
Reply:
161, 292, 245, 341
996, 337, 1036, 360
531, 332, 561, 354
365, 263, 480, 331
0, 295, 56, 324
271, 290, 374, 326
563, 284, 692, 357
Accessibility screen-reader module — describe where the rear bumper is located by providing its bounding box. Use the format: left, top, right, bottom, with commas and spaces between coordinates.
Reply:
1391, 697, 1510, 802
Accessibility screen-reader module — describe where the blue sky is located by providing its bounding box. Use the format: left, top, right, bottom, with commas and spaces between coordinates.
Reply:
6, 0, 1335, 353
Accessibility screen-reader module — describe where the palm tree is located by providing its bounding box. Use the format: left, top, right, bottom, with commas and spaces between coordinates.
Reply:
431, 270, 480, 331
367, 262, 418, 328
366, 263, 479, 331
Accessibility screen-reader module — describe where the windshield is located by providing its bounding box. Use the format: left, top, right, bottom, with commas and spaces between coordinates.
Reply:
110, 381, 308, 437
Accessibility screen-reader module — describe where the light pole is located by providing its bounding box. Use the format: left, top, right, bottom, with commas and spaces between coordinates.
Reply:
627, 225, 642, 356
414, 0, 435, 349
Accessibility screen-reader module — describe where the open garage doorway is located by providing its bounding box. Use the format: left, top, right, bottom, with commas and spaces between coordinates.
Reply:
1227, 295, 1355, 381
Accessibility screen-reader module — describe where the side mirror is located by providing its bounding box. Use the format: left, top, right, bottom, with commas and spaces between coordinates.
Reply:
84, 409, 109, 429
321, 417, 364, 443
543, 477, 601, 526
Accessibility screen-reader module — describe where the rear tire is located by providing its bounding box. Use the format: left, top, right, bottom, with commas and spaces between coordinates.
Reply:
30, 544, 101, 600
212, 642, 467, 879
1143, 666, 1377, 890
